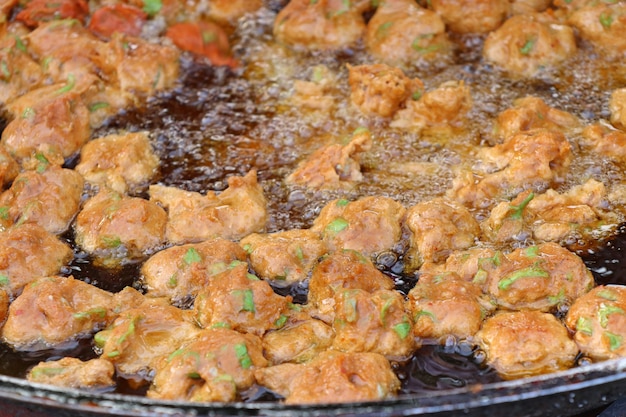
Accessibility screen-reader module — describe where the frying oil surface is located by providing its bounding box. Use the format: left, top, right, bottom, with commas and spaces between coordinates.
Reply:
3, 2, 625, 399
98, 6, 626, 235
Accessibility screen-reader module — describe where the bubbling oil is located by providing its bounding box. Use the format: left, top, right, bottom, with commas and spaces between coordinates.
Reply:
91, 4, 626, 397
2, 1, 626, 402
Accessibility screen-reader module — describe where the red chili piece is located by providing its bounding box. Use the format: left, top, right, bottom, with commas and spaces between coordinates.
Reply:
166, 21, 238, 68
88, 4, 147, 39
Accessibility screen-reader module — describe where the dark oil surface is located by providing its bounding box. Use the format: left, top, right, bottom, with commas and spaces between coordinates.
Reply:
580, 224, 626, 288
1, 0, 626, 403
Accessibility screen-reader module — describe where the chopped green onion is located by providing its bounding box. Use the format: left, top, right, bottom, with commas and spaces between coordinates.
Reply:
351, 249, 369, 264
209, 262, 227, 275
187, 371, 201, 379
214, 373, 235, 383
94, 331, 109, 348
0, 274, 9, 286
393, 321, 411, 339
599, 11, 613, 29
597, 289, 618, 301
117, 318, 137, 345
414, 309, 436, 322
352, 126, 370, 136
311, 66, 324, 83
55, 74, 75, 95
605, 331, 622, 351
35, 152, 49, 173
288, 302, 302, 311
48, 18, 80, 29
228, 260, 246, 269
31, 367, 65, 378
508, 193, 534, 220
326, 218, 349, 234
202, 31, 216, 44
472, 269, 488, 285
432, 274, 446, 284
478, 251, 502, 268
152, 65, 162, 89
0, 207, 9, 220
498, 264, 549, 290
376, 21, 393, 39
13, 35, 26, 52
330, 0, 350, 16
336, 198, 349, 207
234, 343, 252, 369
294, 246, 304, 261
547, 289, 566, 306
411, 34, 439, 53
183, 247, 202, 265
380, 297, 394, 324
41, 56, 52, 72
167, 275, 178, 288
523, 245, 539, 258
102, 236, 122, 248
343, 295, 358, 322
211, 321, 231, 329
21, 107, 35, 119
88, 102, 110, 112
274, 314, 288, 328
143, 0, 162, 16
167, 348, 186, 362
73, 307, 107, 319
242, 243, 253, 254
519, 37, 536, 55
233, 289, 255, 313
1, 60, 10, 79
576, 317, 593, 336
598, 304, 624, 328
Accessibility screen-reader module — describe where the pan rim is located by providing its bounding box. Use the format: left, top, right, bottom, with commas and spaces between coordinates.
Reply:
0, 356, 624, 416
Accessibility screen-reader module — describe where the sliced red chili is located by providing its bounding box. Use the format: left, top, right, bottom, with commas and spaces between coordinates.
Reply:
88, 4, 147, 39
165, 21, 238, 68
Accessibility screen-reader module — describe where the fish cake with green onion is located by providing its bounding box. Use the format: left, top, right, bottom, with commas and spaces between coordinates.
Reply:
307, 249, 395, 323
2, 276, 115, 349
311, 195, 405, 257
148, 328, 267, 402
404, 197, 480, 270
141, 238, 247, 304
193, 263, 294, 336
331, 288, 416, 361
565, 285, 626, 360
408, 273, 494, 342
476, 310, 578, 379
255, 350, 400, 404
483, 13, 577, 78
240, 229, 327, 286
485, 242, 594, 312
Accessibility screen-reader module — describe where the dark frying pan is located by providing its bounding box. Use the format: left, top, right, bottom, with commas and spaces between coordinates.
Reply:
4, 62, 624, 417
0, 357, 624, 417
2, 4, 626, 416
